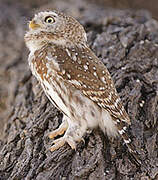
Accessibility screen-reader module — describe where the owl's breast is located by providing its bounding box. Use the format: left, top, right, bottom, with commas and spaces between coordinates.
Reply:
28, 51, 70, 116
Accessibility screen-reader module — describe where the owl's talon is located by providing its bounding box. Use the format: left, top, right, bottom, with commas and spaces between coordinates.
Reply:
74, 136, 85, 143
48, 120, 68, 139
53, 137, 64, 144
50, 138, 65, 151
66, 137, 77, 150
50, 136, 77, 151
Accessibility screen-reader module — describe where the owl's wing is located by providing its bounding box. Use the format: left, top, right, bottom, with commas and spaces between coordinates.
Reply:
47, 45, 130, 125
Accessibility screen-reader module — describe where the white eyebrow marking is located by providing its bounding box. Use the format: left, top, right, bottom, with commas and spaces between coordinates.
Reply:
51, 12, 58, 16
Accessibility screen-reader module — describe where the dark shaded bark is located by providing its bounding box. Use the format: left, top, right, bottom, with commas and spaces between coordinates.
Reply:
0, 1, 158, 179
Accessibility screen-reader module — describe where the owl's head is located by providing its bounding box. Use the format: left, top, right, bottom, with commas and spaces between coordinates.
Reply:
24, 11, 87, 52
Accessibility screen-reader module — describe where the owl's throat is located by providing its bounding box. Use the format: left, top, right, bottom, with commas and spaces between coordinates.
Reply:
24, 30, 86, 53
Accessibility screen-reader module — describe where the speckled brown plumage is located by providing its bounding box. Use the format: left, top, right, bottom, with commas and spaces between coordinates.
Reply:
24, 10, 141, 165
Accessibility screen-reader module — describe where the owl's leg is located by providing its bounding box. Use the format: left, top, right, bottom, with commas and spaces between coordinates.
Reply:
49, 116, 86, 152
48, 117, 68, 139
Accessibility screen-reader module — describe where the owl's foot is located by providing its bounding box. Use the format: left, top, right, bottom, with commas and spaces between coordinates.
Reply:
48, 120, 68, 139
49, 135, 77, 151
49, 120, 85, 151
49, 133, 85, 151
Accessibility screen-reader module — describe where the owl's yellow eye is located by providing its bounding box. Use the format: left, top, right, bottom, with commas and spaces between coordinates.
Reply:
45, 16, 55, 24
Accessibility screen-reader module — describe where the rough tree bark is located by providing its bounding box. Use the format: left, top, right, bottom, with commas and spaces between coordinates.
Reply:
0, 1, 158, 180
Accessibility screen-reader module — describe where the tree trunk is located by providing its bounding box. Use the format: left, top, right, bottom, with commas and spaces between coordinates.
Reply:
0, 1, 158, 179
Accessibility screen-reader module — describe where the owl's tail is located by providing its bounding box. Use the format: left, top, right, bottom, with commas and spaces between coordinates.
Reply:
116, 119, 142, 166
100, 110, 143, 167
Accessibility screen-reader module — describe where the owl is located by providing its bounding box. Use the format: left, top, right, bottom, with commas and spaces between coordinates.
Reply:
24, 11, 140, 165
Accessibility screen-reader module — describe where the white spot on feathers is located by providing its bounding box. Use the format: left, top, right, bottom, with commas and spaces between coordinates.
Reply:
83, 65, 88, 70
101, 76, 106, 84
72, 54, 77, 61
93, 66, 96, 70
93, 72, 97, 77
124, 139, 131, 144
118, 129, 125, 135
66, 49, 71, 57
70, 80, 81, 86
99, 86, 105, 90
67, 73, 71, 79
102, 71, 105, 74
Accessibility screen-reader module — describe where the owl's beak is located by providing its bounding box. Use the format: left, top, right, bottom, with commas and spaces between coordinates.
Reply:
29, 20, 40, 30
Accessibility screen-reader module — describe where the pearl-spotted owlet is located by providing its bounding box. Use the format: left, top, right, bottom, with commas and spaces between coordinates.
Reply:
24, 11, 141, 165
